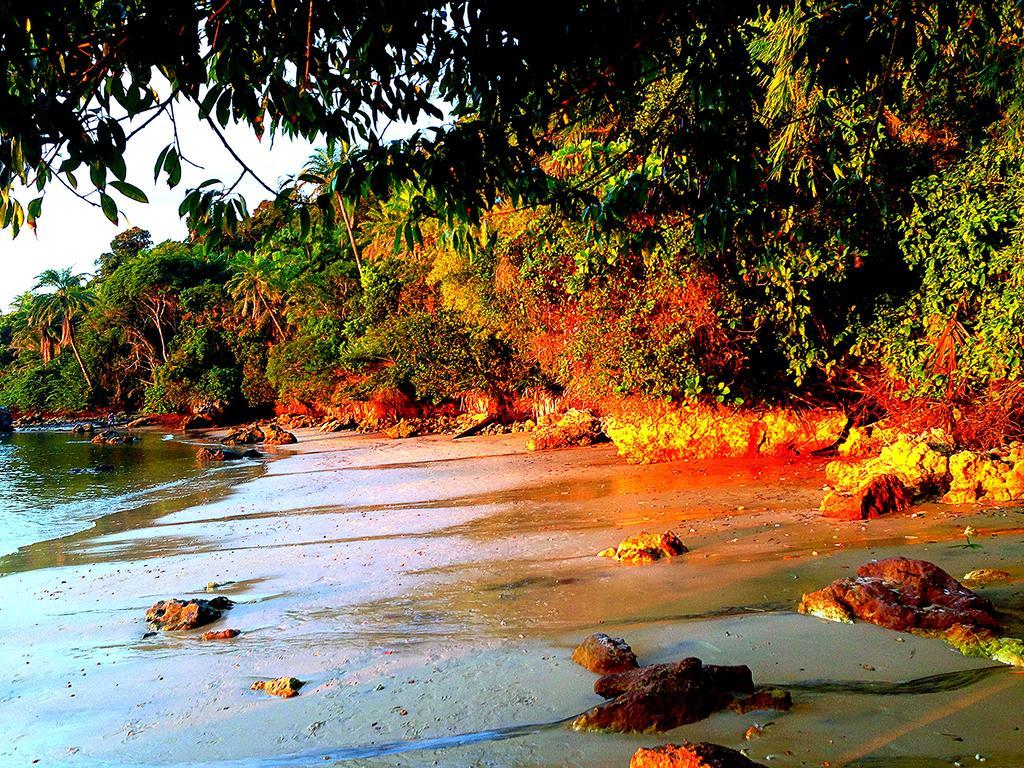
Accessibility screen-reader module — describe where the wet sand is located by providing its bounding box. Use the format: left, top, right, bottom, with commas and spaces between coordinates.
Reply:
1, 430, 1023, 767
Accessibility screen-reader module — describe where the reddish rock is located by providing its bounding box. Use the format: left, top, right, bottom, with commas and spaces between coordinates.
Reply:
196, 447, 243, 462
201, 628, 241, 641
251, 677, 304, 698
631, 742, 766, 768
799, 557, 1000, 634
572, 633, 639, 674
820, 473, 912, 520
573, 658, 775, 733
222, 425, 265, 446
91, 429, 137, 446
262, 424, 297, 445
145, 596, 235, 631
599, 531, 688, 564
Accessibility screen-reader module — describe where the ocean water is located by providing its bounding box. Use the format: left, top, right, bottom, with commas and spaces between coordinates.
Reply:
0, 429, 262, 560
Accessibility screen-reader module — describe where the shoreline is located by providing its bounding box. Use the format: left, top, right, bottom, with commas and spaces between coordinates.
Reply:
1, 429, 1023, 767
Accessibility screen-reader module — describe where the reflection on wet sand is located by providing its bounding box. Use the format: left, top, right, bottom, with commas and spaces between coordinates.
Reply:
1, 429, 1022, 767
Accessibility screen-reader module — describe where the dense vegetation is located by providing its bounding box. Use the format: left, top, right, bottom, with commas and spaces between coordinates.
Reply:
2, 3, 1024, 437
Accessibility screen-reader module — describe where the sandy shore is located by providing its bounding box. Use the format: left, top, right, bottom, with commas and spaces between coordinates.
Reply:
1, 429, 1023, 767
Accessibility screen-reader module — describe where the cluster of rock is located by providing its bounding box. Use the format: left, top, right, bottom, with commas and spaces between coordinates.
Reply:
90, 429, 137, 446
822, 426, 1024, 518
799, 557, 1024, 666
526, 409, 605, 451
604, 404, 847, 464
196, 447, 262, 462
221, 423, 297, 447
598, 531, 688, 564
570, 633, 790, 734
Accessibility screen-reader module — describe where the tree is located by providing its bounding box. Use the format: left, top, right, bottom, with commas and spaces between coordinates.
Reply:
97, 227, 153, 278
30, 269, 96, 390
226, 251, 285, 338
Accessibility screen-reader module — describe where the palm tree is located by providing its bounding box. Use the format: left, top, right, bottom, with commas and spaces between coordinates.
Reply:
304, 147, 364, 277
9, 291, 59, 362
226, 251, 285, 338
31, 268, 96, 389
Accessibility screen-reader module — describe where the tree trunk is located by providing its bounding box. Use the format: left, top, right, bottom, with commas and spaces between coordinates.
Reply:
339, 199, 363, 278
66, 333, 93, 391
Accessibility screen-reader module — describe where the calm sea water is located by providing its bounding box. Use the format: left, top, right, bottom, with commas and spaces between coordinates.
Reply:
0, 429, 262, 559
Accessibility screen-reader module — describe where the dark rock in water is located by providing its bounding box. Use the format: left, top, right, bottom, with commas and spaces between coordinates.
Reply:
95, 463, 115, 472
241, 449, 263, 459
631, 742, 766, 768
145, 596, 234, 631
201, 628, 241, 641
0, 406, 12, 433
799, 557, 1000, 634
70, 422, 96, 435
222, 424, 265, 445
730, 688, 792, 714
196, 447, 243, 462
91, 429, 137, 446
573, 657, 784, 733
572, 633, 639, 674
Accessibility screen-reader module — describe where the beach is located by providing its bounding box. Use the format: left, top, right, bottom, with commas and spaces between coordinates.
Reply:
1, 429, 1023, 767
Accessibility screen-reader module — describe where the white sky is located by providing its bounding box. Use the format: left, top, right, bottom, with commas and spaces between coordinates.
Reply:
0, 100, 316, 311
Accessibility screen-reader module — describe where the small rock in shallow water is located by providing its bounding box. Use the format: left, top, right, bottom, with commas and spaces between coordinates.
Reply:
963, 569, 1012, 584
251, 677, 304, 698
630, 741, 767, 767
201, 629, 240, 641
730, 688, 792, 715
598, 531, 688, 564
572, 633, 639, 674
145, 596, 234, 631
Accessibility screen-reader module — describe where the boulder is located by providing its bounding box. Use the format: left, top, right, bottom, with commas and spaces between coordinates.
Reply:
126, 416, 155, 428
196, 447, 243, 462
819, 473, 913, 520
261, 424, 297, 445
201, 628, 241, 641
572, 657, 781, 733
91, 429, 137, 446
145, 596, 234, 631
0, 406, 12, 433
70, 422, 96, 434
318, 416, 356, 433
221, 424, 265, 445
251, 677, 304, 698
799, 558, 1024, 666
526, 409, 604, 452
598, 531, 688, 564
631, 742, 767, 768
572, 633, 639, 674
799, 557, 1000, 634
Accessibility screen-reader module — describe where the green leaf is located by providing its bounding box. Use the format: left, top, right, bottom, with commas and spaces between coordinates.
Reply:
110, 181, 149, 204
99, 192, 119, 224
